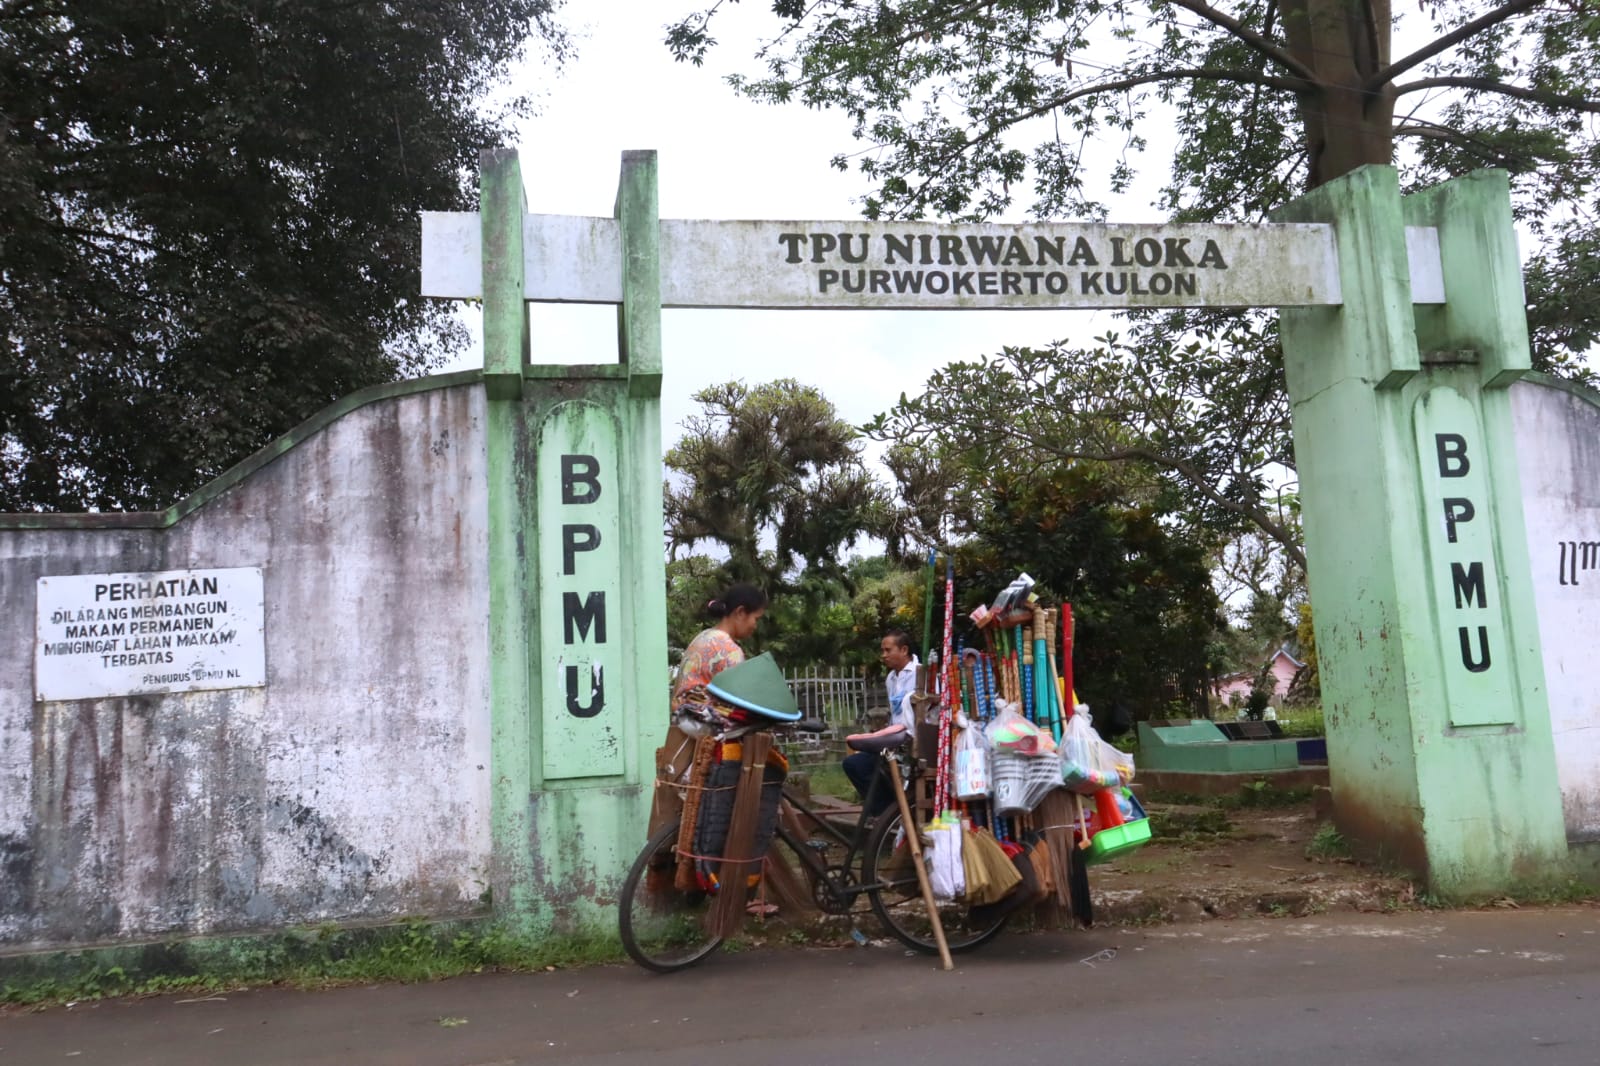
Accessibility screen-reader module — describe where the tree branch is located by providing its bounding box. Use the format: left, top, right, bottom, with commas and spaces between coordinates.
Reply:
983, 67, 1314, 145
1393, 119, 1536, 169
59, 225, 174, 255
1394, 75, 1600, 113
1164, 0, 1318, 83
984, 422, 1309, 571
1366, 0, 1544, 90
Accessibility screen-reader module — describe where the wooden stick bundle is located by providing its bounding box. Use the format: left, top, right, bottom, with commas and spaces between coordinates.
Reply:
674, 736, 718, 891
707, 734, 773, 938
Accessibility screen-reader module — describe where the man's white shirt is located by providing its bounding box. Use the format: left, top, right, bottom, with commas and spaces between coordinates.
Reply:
886, 656, 920, 731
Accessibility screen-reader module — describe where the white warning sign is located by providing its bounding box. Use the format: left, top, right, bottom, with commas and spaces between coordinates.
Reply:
34, 567, 266, 701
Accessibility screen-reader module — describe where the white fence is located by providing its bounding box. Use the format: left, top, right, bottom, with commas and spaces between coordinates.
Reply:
782, 666, 885, 759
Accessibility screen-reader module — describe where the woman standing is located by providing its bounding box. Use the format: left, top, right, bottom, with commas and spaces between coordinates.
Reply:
673, 582, 769, 706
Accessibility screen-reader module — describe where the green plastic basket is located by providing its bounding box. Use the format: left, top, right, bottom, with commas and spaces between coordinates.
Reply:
1084, 816, 1151, 865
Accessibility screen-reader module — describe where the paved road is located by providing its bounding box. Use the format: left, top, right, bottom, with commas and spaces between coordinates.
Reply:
4, 908, 1598, 1065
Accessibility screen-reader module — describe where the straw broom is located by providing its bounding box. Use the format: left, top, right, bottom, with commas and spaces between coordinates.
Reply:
707, 734, 771, 937
1036, 788, 1078, 907
757, 833, 816, 917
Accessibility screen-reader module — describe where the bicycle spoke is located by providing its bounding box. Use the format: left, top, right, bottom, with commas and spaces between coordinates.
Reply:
863, 808, 1010, 954
619, 820, 723, 973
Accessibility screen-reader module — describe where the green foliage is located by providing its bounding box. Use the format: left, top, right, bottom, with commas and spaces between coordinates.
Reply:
665, 381, 912, 669
1, 921, 620, 1008
1235, 780, 1313, 808
1275, 704, 1324, 738
665, 379, 891, 592
866, 324, 1307, 574
803, 762, 854, 800
0, 0, 568, 511
666, 554, 730, 661
1292, 602, 1322, 700
670, 2, 1599, 294
913, 446, 1221, 718
1305, 823, 1351, 861
1147, 805, 1234, 845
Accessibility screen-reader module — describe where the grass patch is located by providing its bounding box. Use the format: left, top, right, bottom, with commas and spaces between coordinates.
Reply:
1, 920, 623, 1010
1305, 823, 1351, 861
1419, 878, 1600, 910
1145, 783, 1314, 810
804, 762, 855, 802
1275, 705, 1325, 738
1235, 781, 1316, 808
1148, 806, 1235, 846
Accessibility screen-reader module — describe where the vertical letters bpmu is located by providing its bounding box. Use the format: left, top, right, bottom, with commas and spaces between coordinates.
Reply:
561, 453, 605, 717
1435, 432, 1492, 674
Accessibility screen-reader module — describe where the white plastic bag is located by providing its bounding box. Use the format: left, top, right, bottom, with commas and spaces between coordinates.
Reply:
1060, 705, 1122, 794
953, 727, 991, 800
985, 702, 1047, 753
926, 818, 965, 901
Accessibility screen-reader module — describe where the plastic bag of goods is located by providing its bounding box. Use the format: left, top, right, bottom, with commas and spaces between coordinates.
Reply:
953, 726, 991, 801
1060, 705, 1122, 794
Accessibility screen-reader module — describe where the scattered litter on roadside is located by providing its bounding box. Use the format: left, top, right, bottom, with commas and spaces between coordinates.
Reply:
1079, 947, 1117, 967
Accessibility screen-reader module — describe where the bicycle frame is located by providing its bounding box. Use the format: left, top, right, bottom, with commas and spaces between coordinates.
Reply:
674, 707, 917, 905
773, 749, 916, 904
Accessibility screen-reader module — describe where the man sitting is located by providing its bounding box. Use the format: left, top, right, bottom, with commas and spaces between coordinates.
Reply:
842, 628, 919, 817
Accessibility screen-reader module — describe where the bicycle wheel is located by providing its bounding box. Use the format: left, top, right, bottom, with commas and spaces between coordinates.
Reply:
862, 806, 1010, 955
618, 819, 723, 973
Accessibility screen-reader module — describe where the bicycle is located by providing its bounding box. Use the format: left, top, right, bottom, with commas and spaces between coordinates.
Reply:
618, 710, 1010, 973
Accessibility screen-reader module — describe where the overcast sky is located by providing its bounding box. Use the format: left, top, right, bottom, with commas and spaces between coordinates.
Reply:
439, 2, 1160, 450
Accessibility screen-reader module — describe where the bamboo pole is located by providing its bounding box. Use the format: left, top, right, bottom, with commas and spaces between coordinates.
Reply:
885, 756, 953, 971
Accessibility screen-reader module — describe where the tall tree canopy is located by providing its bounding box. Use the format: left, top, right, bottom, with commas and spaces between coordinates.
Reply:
1, 0, 567, 512
664, 378, 891, 595
920, 441, 1222, 716
670, 1, 1600, 563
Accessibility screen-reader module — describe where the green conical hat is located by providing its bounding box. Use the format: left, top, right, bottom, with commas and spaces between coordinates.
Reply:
706, 652, 801, 722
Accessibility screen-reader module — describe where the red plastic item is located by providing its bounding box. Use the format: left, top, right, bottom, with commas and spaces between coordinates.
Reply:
1060, 603, 1074, 710
1093, 788, 1125, 831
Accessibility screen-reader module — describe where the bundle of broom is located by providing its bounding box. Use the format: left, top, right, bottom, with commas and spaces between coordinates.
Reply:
707, 734, 773, 938
1035, 788, 1078, 908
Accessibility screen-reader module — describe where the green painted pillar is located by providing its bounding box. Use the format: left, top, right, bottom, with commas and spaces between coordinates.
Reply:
479, 150, 667, 934
1276, 166, 1566, 896
615, 149, 670, 813
480, 148, 528, 400
480, 149, 538, 923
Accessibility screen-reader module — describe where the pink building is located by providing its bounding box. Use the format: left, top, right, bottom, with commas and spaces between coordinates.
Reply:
1212, 646, 1306, 703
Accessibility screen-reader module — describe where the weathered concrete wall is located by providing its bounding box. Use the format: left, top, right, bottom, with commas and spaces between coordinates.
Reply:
1513, 376, 1600, 843
0, 381, 491, 953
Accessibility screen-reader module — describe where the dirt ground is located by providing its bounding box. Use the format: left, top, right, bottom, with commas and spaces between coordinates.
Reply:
776, 783, 1416, 941
1090, 798, 1417, 923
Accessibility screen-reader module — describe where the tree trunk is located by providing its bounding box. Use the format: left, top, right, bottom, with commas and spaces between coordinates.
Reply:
1281, 0, 1397, 188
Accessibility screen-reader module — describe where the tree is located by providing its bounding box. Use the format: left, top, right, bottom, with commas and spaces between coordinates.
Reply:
866, 321, 1308, 567
671, 2, 1600, 556
946, 454, 1223, 717
666, 553, 730, 661
1, 1, 568, 512
664, 379, 892, 595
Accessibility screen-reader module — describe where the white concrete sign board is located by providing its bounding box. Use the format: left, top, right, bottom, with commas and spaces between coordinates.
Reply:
422, 213, 1448, 309
35, 567, 266, 701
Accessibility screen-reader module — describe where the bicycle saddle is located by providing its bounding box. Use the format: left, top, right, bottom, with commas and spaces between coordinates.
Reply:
845, 723, 910, 753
